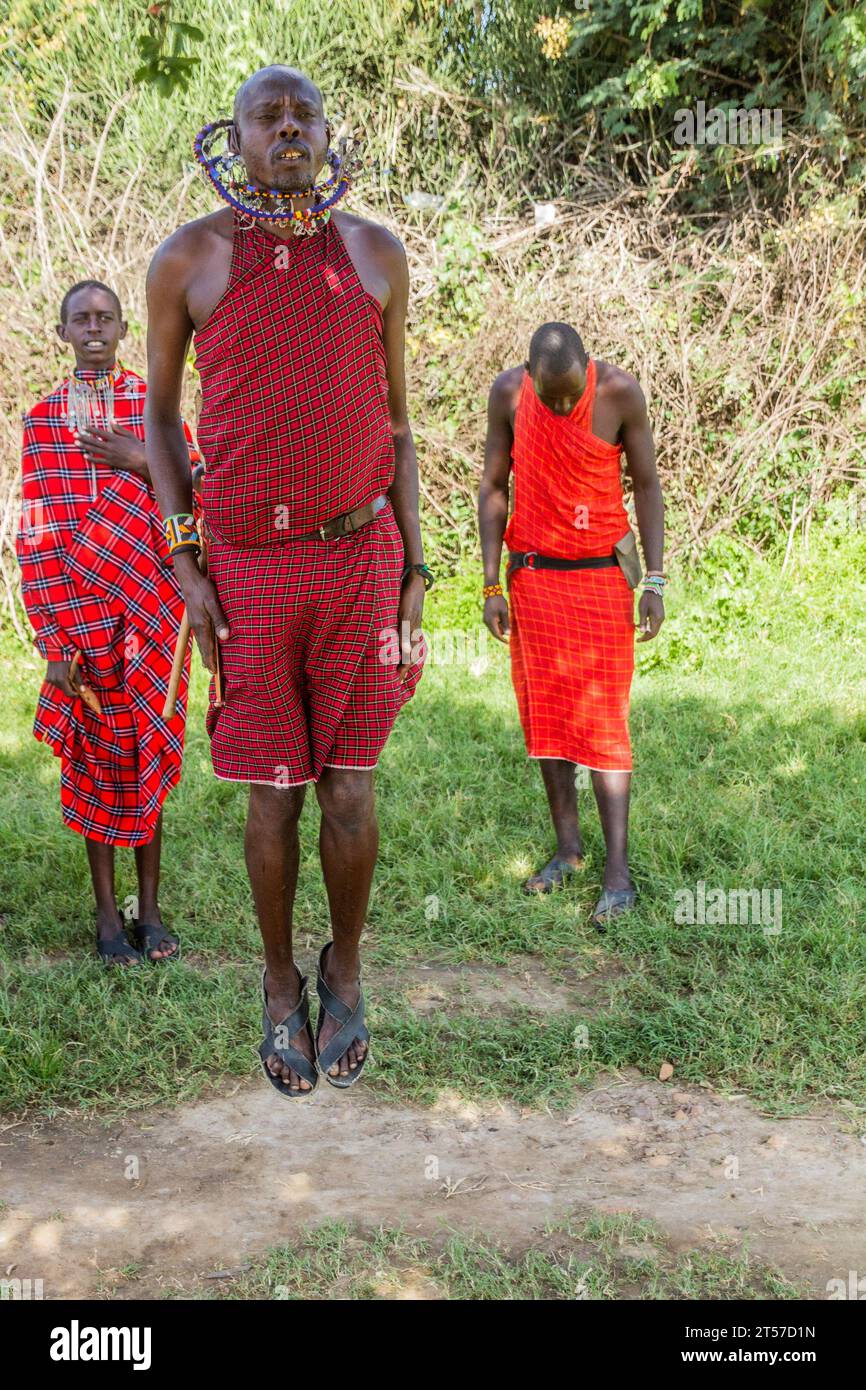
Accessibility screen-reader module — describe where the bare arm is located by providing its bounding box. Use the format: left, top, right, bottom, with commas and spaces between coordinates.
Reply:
478, 375, 513, 641
621, 381, 665, 641
380, 233, 426, 677
144, 236, 228, 670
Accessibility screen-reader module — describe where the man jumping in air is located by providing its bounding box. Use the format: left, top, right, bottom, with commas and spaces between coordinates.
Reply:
145, 67, 429, 1095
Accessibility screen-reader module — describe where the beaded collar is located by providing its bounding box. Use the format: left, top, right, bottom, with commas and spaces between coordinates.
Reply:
70, 361, 124, 387
193, 120, 353, 236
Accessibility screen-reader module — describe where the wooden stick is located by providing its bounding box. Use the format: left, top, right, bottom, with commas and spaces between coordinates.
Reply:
161, 537, 223, 720
70, 651, 104, 717
162, 611, 190, 720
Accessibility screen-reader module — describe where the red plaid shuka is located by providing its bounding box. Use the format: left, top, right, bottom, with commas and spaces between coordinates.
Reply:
193, 211, 424, 785
195, 211, 396, 548
503, 359, 636, 771
16, 365, 201, 845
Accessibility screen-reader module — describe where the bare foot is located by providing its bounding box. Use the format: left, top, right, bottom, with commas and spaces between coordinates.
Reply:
602, 868, 636, 893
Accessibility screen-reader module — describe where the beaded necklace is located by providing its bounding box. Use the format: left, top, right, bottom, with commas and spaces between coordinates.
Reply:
193, 119, 352, 236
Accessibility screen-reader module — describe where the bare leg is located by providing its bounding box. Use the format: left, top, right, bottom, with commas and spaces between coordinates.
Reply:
590, 769, 634, 892
86, 837, 137, 965
523, 758, 585, 892
246, 782, 314, 1093
86, 837, 122, 933
133, 812, 176, 959
315, 767, 376, 1079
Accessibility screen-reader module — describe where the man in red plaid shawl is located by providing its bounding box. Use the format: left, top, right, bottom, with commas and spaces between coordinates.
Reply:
16, 281, 201, 965
145, 67, 428, 1096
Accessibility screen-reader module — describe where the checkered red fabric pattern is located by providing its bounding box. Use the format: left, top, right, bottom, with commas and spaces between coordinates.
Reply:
509, 568, 635, 770
504, 359, 631, 557
193, 210, 425, 782
16, 367, 200, 844
206, 499, 425, 784
504, 361, 635, 770
195, 211, 395, 548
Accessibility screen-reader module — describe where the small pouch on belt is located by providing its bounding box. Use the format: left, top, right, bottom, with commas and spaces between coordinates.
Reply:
613, 529, 643, 589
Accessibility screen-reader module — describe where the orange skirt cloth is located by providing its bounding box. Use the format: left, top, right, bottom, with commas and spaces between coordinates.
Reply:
503, 359, 636, 772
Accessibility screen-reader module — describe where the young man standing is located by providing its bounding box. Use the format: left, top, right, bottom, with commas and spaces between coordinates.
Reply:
17, 281, 200, 964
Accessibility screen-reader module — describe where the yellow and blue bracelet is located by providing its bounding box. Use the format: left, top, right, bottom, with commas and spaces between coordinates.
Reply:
164, 512, 201, 558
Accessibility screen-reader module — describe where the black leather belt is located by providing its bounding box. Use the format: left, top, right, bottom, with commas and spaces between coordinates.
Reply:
295, 494, 388, 542
507, 549, 618, 574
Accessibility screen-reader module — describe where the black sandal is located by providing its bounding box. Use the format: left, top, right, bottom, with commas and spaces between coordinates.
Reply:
315, 942, 370, 1089
96, 930, 144, 968
259, 967, 319, 1098
592, 887, 637, 932
522, 854, 585, 895
132, 920, 181, 962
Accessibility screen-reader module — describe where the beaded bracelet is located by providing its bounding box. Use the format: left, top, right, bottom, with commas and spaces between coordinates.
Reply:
642, 577, 667, 597
483, 582, 504, 599
165, 513, 201, 558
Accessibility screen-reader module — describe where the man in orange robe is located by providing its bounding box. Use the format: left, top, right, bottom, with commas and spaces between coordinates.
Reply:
479, 323, 665, 926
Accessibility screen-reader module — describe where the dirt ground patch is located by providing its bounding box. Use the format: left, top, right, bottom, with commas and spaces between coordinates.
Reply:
378, 954, 624, 1015
2, 1069, 864, 1299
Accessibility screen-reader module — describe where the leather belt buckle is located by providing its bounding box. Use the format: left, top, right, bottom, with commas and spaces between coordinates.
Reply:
314, 498, 383, 543
524, 551, 538, 570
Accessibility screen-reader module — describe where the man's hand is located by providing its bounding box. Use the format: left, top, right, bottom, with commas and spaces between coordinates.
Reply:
174, 558, 230, 673
637, 591, 664, 642
483, 594, 510, 643
397, 572, 426, 684
45, 659, 82, 698
76, 424, 148, 480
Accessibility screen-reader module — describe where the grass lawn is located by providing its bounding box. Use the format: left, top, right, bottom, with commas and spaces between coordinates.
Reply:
1, 525, 865, 1118
168, 1213, 801, 1302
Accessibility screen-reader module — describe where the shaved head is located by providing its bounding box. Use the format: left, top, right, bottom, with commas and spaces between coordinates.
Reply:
233, 66, 324, 128
227, 65, 330, 195
528, 322, 586, 377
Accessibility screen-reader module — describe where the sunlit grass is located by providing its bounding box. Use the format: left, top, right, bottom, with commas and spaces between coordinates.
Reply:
1, 529, 865, 1117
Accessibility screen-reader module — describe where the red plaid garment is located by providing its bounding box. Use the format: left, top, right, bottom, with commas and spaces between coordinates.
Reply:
504, 361, 636, 771
16, 366, 200, 845
195, 211, 396, 547
194, 211, 425, 783
207, 500, 425, 785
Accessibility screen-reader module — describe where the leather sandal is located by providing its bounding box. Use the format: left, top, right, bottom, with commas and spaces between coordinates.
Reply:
522, 854, 585, 895
259, 967, 319, 1099
315, 942, 370, 1089
592, 887, 637, 932
96, 930, 143, 967
132, 920, 181, 962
